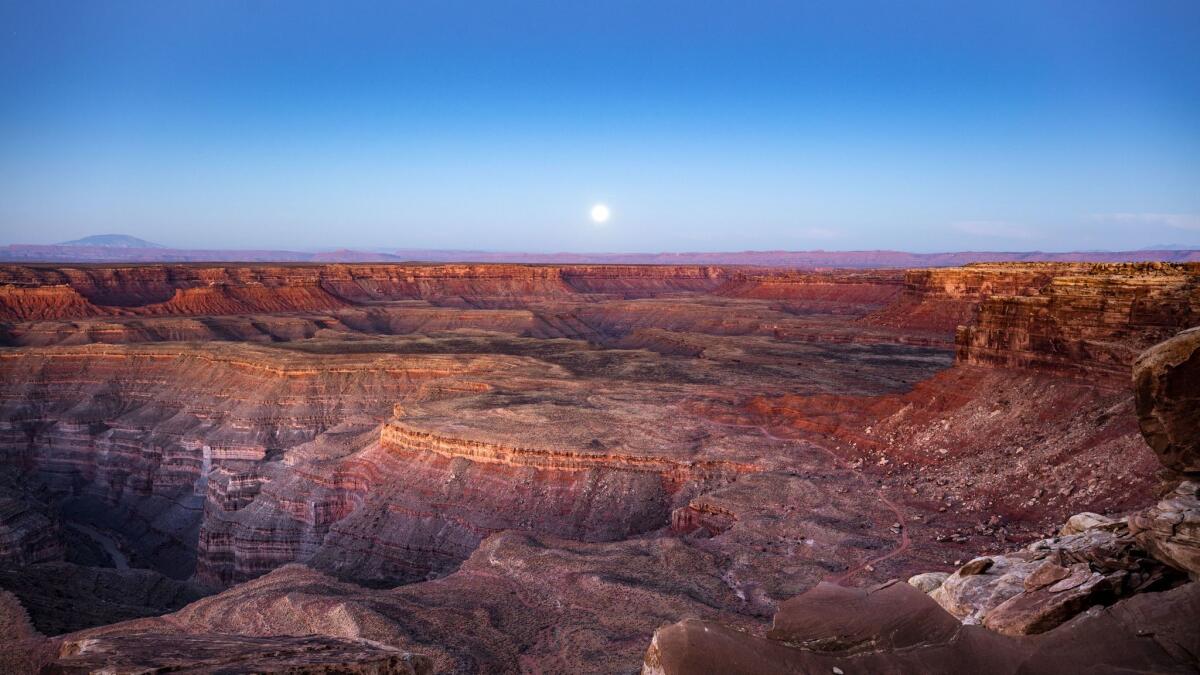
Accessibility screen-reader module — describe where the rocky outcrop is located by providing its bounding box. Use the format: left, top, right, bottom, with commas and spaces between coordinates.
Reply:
927, 519, 1179, 635
1128, 327, 1200, 579
1131, 481, 1200, 579
915, 335, 1200, 644
1132, 326, 1200, 475
907, 571, 948, 593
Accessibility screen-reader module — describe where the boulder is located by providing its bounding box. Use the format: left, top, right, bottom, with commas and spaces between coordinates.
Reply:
907, 572, 949, 593
982, 563, 1116, 635
931, 555, 1041, 625
959, 557, 995, 576
1132, 326, 1200, 475
1059, 512, 1120, 536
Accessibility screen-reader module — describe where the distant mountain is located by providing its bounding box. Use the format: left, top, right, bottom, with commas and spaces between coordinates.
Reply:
57, 234, 164, 248
1141, 244, 1198, 251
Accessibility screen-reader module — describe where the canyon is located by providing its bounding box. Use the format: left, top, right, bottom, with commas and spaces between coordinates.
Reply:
0, 261, 1197, 673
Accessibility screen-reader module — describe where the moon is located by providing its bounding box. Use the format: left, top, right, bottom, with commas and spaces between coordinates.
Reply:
590, 203, 611, 224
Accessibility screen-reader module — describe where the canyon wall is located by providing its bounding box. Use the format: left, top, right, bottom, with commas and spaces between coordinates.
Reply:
956, 263, 1200, 377
862, 264, 1068, 332
0, 343, 502, 578
196, 381, 768, 589
0, 264, 732, 321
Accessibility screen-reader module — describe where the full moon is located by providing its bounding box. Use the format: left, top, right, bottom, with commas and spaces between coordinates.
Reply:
590, 203, 611, 223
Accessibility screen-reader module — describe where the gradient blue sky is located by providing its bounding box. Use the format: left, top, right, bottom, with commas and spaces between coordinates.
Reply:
2, 1, 1199, 252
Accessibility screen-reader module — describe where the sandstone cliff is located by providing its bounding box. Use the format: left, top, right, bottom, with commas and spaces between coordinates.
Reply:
956, 263, 1200, 377
0, 263, 733, 322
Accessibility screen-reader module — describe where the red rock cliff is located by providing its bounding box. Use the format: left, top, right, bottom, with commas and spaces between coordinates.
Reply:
956, 263, 1200, 377
0, 264, 734, 321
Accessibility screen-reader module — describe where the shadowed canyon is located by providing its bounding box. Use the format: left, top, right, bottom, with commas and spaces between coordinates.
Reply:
1, 261, 1198, 673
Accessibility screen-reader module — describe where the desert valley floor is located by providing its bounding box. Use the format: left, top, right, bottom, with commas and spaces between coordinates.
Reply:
1, 261, 1198, 673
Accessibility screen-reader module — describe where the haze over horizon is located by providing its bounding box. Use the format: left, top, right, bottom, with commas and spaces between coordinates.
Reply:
8, 232, 1200, 257
3, 1, 1199, 253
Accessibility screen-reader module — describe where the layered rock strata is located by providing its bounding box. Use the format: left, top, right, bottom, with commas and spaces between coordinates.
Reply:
0, 263, 733, 321
957, 263, 1200, 377
863, 263, 1067, 332
0, 343, 506, 579
198, 384, 769, 588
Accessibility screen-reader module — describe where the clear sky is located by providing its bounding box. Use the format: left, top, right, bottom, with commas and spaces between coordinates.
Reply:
2, 1, 1198, 252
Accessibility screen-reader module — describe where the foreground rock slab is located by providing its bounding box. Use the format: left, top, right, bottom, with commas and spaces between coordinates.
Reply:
643, 581, 1200, 674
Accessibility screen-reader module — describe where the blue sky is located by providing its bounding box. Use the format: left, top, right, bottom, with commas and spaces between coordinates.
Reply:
1, 1, 1198, 252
